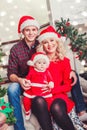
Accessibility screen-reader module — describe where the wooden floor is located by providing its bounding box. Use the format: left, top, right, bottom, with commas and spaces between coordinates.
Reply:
7, 123, 35, 130
7, 116, 37, 130
7, 111, 41, 130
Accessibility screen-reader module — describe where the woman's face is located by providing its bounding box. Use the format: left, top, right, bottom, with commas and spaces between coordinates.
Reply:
42, 37, 58, 54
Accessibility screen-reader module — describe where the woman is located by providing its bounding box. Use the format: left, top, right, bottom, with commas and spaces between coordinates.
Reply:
31, 26, 85, 130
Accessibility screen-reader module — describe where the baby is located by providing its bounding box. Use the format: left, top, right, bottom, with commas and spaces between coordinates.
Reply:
23, 52, 54, 120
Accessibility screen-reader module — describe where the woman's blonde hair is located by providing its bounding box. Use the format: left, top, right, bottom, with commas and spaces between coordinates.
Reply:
36, 38, 66, 60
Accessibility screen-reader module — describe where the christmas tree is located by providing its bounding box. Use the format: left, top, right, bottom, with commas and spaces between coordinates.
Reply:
0, 43, 16, 125
55, 18, 87, 62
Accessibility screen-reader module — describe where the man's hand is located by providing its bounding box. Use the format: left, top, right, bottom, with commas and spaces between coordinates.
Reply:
42, 81, 52, 93
18, 78, 31, 90
70, 71, 77, 86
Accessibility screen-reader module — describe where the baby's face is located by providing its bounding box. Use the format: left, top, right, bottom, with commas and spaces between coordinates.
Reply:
34, 59, 47, 71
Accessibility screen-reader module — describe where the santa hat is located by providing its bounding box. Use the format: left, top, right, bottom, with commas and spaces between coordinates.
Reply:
18, 15, 40, 34
38, 26, 61, 43
27, 52, 50, 67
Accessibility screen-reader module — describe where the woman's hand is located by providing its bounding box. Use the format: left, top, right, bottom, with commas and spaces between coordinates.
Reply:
18, 78, 31, 90
70, 71, 77, 86
41, 81, 52, 93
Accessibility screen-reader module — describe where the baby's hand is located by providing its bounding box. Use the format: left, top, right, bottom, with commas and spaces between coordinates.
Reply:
48, 81, 54, 89
25, 80, 31, 86
42, 81, 54, 93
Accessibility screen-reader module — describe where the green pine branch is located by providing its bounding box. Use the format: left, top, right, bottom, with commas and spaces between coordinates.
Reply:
0, 87, 7, 97
0, 42, 16, 125
55, 17, 87, 62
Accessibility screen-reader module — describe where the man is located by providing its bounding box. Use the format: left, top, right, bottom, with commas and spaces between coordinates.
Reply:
7, 15, 40, 130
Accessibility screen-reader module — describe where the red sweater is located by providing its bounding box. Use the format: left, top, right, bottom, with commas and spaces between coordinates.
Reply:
24, 68, 54, 98
48, 57, 75, 113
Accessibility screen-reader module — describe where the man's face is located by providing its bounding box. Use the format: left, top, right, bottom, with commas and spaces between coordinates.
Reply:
22, 26, 38, 42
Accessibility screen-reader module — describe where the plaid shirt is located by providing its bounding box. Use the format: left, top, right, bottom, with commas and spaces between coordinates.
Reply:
7, 39, 39, 79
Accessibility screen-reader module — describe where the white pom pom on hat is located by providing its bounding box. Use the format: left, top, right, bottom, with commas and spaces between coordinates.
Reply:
27, 60, 34, 66
18, 15, 40, 34
27, 52, 50, 67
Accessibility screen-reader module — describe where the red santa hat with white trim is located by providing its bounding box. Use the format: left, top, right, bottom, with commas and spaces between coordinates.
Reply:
27, 52, 50, 67
38, 26, 61, 43
18, 15, 40, 34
